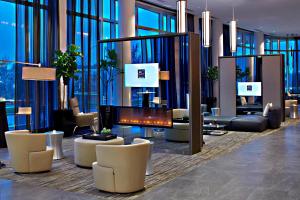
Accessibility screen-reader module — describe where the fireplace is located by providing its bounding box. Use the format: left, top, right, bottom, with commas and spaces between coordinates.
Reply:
114, 107, 173, 128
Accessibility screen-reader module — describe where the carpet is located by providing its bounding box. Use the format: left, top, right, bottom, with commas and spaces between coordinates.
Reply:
0, 120, 297, 200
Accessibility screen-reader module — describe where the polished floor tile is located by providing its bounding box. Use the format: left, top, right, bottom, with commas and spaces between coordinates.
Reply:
138, 122, 300, 200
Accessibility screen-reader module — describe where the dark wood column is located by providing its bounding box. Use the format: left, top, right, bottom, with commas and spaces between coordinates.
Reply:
188, 32, 202, 154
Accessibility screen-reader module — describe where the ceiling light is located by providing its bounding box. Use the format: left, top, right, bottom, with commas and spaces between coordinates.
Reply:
230, 7, 237, 53
177, 0, 186, 33
202, 0, 211, 48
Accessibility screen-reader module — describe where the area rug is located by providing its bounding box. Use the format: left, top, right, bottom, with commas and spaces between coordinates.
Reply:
0, 120, 297, 200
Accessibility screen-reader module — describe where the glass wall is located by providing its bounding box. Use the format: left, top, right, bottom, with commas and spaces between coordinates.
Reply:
0, 0, 57, 130
67, 0, 118, 112
265, 37, 300, 92
235, 29, 255, 56
136, 4, 176, 36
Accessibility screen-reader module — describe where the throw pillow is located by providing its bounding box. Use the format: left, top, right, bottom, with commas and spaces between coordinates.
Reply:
263, 103, 273, 117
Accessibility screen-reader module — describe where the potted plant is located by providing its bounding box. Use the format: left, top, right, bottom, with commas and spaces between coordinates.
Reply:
236, 65, 250, 82
206, 66, 219, 111
99, 49, 121, 105
99, 49, 121, 129
53, 44, 83, 109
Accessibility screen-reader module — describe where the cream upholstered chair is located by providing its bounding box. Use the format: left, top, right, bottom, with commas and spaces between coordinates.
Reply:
285, 99, 298, 117
92, 138, 150, 193
74, 137, 124, 168
5, 131, 54, 173
165, 109, 189, 142
172, 108, 189, 119
69, 97, 98, 133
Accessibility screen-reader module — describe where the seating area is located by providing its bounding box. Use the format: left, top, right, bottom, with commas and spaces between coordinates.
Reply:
0, 0, 300, 199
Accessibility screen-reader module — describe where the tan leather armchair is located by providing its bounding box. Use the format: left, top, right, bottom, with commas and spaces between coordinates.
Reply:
92, 138, 150, 193
69, 97, 98, 133
5, 131, 54, 173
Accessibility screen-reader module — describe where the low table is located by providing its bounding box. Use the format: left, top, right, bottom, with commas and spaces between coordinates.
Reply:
45, 131, 64, 160
203, 124, 227, 136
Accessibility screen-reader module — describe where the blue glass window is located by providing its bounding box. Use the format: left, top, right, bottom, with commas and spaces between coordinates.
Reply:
103, 0, 111, 19
137, 8, 159, 29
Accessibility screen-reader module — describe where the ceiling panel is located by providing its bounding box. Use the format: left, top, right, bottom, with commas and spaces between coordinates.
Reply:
144, 0, 300, 36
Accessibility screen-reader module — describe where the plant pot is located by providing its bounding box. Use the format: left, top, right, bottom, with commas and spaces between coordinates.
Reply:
99, 106, 115, 129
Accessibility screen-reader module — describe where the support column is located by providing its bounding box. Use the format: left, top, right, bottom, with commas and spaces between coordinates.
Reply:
59, 0, 68, 109
212, 19, 223, 105
255, 31, 265, 55
59, 0, 67, 51
115, 0, 135, 106
193, 16, 200, 34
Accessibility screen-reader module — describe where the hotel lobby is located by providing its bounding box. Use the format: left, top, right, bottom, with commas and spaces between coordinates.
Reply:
1, 0, 300, 199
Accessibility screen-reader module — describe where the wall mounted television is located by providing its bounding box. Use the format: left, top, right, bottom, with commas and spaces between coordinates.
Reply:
237, 82, 262, 96
124, 63, 159, 88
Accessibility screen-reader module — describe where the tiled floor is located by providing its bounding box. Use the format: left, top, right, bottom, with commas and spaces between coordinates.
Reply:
138, 122, 300, 200
1, 122, 300, 200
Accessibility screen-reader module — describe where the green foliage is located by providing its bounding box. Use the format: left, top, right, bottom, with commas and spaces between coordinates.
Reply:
236, 65, 250, 81
100, 127, 112, 135
53, 44, 83, 85
99, 49, 121, 104
207, 66, 219, 81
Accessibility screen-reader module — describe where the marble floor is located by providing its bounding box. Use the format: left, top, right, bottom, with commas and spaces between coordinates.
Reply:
138, 122, 300, 200
1, 122, 300, 200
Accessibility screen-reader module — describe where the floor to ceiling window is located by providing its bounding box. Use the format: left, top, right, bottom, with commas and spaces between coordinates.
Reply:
0, 0, 58, 130
136, 3, 176, 36
265, 36, 299, 92
236, 29, 255, 56
132, 2, 177, 106
67, 0, 118, 111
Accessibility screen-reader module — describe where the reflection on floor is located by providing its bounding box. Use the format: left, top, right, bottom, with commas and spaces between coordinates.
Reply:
0, 120, 298, 200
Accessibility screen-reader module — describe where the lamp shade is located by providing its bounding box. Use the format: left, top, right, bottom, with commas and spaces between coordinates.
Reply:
159, 71, 170, 80
202, 10, 211, 48
17, 107, 32, 115
22, 67, 56, 81
152, 97, 161, 104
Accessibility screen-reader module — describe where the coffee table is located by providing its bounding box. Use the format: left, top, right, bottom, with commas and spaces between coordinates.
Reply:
45, 130, 64, 160
203, 124, 227, 136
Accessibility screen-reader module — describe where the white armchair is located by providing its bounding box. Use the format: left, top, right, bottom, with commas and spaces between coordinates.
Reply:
5, 131, 54, 173
92, 138, 150, 193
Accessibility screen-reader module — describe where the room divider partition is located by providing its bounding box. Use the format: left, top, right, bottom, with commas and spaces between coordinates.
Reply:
97, 33, 203, 154
218, 55, 285, 121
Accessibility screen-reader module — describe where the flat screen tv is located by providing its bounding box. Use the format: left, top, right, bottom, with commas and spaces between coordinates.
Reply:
124, 63, 159, 88
237, 82, 262, 96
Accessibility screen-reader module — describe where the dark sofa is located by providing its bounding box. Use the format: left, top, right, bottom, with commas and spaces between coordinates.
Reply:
203, 107, 282, 132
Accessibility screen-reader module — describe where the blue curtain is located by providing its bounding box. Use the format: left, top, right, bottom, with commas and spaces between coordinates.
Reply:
198, 19, 212, 100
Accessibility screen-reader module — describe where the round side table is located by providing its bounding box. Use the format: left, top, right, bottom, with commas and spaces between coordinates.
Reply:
45, 130, 64, 160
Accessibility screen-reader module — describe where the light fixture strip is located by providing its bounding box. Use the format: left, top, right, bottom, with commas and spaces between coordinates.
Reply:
230, 7, 237, 53
202, 10, 210, 47
177, 0, 186, 33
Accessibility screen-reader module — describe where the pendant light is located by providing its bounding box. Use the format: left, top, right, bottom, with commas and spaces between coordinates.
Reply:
177, 0, 187, 33
230, 7, 237, 53
202, 0, 210, 47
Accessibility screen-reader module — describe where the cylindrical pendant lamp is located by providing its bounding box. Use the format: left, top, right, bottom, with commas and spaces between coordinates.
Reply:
177, 0, 187, 33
